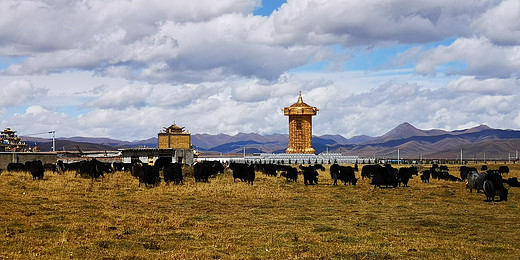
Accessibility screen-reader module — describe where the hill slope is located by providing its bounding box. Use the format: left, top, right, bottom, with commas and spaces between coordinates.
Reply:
21, 123, 520, 160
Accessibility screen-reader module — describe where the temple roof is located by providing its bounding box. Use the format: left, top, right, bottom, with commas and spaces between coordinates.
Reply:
289, 92, 313, 108
283, 92, 318, 116
166, 122, 184, 130
163, 122, 189, 134
2, 128, 15, 134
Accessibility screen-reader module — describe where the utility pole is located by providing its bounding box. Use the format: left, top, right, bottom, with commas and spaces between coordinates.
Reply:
49, 130, 55, 152
460, 149, 463, 165
397, 149, 400, 165
26, 130, 56, 152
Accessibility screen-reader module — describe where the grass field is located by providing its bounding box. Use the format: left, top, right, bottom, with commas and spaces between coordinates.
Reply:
1, 164, 519, 259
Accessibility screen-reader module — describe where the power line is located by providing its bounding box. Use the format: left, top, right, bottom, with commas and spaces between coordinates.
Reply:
24, 130, 56, 152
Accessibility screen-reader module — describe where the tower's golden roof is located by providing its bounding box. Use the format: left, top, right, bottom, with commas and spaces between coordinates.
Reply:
283, 92, 318, 116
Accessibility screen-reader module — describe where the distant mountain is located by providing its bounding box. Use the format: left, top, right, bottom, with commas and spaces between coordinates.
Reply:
370, 122, 453, 143
34, 140, 121, 152
319, 134, 350, 144
191, 133, 287, 150
192, 124, 520, 158
329, 128, 520, 159
21, 123, 520, 160
191, 133, 233, 150
22, 136, 159, 149
344, 135, 375, 144
377, 122, 429, 142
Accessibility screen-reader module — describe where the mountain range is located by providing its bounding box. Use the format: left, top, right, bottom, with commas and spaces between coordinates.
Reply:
22, 122, 520, 160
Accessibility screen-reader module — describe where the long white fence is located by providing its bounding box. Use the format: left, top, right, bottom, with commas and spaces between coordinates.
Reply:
197, 153, 372, 165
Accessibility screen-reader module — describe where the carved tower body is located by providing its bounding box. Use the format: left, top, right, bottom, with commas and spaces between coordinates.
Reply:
283, 92, 318, 154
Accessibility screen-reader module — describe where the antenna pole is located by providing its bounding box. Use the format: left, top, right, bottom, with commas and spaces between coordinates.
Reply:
397, 149, 400, 165
49, 130, 55, 152
460, 149, 463, 165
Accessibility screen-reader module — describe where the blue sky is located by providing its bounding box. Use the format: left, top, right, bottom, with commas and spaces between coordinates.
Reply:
0, 0, 519, 141
253, 0, 286, 16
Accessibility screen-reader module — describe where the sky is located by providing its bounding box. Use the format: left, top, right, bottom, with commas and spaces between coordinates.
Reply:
1, 0, 520, 141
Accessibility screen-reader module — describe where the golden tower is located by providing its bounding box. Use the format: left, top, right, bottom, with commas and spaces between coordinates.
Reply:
283, 92, 318, 154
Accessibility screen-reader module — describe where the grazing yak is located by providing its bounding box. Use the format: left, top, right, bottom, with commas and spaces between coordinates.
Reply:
329, 163, 358, 186
151, 158, 184, 185
369, 164, 398, 188
43, 163, 57, 173
420, 170, 431, 183
504, 177, 520, 187
131, 162, 161, 187
397, 166, 418, 187
25, 160, 44, 180
76, 159, 112, 179
279, 165, 298, 182
193, 161, 224, 182
255, 164, 278, 177
163, 162, 184, 185
7, 162, 26, 172
229, 162, 255, 185
361, 164, 379, 179
466, 171, 485, 193
483, 172, 508, 202
483, 181, 508, 202
299, 164, 325, 185
498, 166, 510, 175
459, 166, 477, 181
112, 162, 132, 172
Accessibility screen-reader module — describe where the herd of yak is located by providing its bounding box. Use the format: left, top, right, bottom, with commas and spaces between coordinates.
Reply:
3, 159, 519, 202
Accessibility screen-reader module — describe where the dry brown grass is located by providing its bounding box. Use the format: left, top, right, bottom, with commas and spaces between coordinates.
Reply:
1, 163, 520, 259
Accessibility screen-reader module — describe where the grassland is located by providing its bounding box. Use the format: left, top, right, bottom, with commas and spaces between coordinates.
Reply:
1, 164, 519, 259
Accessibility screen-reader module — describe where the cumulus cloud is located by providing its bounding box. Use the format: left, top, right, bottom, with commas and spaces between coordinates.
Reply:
263, 0, 496, 46
2, 0, 520, 141
0, 0, 313, 83
152, 84, 217, 107
230, 79, 272, 102
414, 37, 520, 78
1, 0, 505, 83
0, 0, 259, 54
313, 76, 520, 137
7, 106, 69, 135
447, 76, 517, 95
0, 79, 47, 107
472, 0, 520, 45
85, 85, 153, 109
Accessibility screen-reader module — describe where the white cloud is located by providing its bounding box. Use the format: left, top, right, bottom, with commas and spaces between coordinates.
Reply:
152, 84, 216, 107
230, 79, 272, 102
0, 0, 259, 54
264, 0, 497, 46
1, 0, 520, 142
309, 75, 520, 137
1, 0, 502, 83
1, 70, 520, 141
6, 106, 69, 136
415, 37, 520, 78
85, 85, 153, 109
0, 79, 47, 107
447, 76, 517, 95
472, 0, 520, 45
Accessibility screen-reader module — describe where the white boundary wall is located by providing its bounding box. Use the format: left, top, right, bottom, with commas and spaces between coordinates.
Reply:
197, 153, 373, 165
